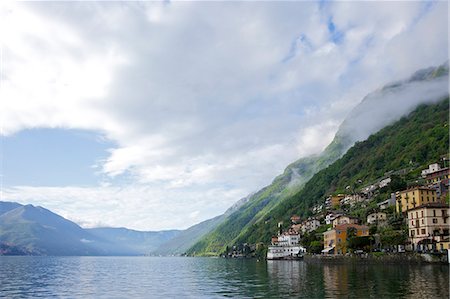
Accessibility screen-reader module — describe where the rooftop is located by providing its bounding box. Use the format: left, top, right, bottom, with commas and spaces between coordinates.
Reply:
407, 202, 450, 211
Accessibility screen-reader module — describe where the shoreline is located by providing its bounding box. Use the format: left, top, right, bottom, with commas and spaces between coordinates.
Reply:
302, 252, 449, 264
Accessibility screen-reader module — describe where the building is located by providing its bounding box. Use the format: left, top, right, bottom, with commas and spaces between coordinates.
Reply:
290, 215, 301, 224
322, 224, 369, 254
377, 193, 396, 210
421, 163, 442, 177
395, 186, 442, 214
407, 203, 450, 251
340, 194, 367, 207
301, 218, 321, 234
425, 168, 450, 198
332, 215, 359, 227
291, 224, 302, 233
367, 212, 387, 225
378, 177, 392, 189
267, 229, 306, 260
325, 212, 342, 225
425, 167, 449, 185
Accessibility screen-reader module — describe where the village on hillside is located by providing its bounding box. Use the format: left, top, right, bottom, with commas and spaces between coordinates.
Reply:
224, 155, 450, 259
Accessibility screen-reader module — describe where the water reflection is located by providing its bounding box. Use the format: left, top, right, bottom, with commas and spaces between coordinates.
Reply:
0, 257, 448, 298
267, 260, 449, 298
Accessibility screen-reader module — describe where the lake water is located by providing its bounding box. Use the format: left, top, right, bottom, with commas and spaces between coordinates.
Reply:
1, 256, 448, 298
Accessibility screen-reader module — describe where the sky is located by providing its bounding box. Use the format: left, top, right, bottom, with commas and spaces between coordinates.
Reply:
0, 1, 448, 231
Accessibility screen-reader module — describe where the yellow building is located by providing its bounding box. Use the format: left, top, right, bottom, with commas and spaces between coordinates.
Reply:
395, 187, 442, 213
407, 203, 450, 251
322, 224, 369, 254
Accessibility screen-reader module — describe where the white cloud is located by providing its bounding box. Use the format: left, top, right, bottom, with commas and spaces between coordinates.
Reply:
1, 1, 447, 230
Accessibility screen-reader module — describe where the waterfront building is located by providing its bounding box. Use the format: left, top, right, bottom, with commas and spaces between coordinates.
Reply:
395, 186, 442, 213
322, 224, 369, 254
407, 203, 450, 251
267, 229, 306, 260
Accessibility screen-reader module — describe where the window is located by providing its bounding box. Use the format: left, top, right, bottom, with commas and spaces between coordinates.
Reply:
433, 210, 436, 217
421, 211, 424, 217
433, 218, 438, 224
421, 229, 426, 234
416, 212, 419, 218
445, 218, 448, 224
411, 230, 415, 236
422, 219, 424, 224
442, 210, 447, 217
417, 229, 419, 235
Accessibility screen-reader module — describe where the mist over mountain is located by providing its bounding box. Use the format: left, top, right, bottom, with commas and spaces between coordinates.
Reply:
337, 62, 448, 145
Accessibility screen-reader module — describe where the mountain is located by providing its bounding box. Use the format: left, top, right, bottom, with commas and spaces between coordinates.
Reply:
0, 202, 104, 255
151, 215, 225, 255
0, 202, 22, 216
187, 62, 449, 256
87, 227, 180, 255
153, 194, 253, 255
0, 201, 183, 256
235, 97, 449, 245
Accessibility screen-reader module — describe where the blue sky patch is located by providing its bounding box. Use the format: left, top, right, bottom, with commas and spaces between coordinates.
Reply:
328, 17, 344, 44
1, 128, 115, 187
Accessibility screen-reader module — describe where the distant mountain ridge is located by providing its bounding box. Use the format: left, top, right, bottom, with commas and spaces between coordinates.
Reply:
187, 62, 449, 256
0, 201, 180, 256
87, 227, 180, 254
0, 202, 104, 255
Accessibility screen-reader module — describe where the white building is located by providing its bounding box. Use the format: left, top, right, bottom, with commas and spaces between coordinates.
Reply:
267, 231, 306, 260
421, 163, 441, 177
